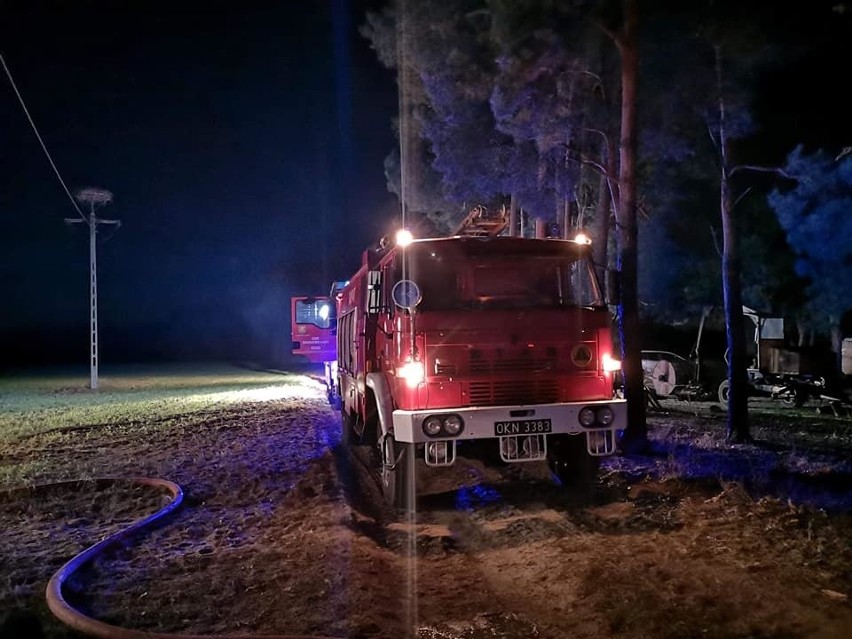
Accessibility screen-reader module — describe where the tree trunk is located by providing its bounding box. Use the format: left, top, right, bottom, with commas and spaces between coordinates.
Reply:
796, 318, 806, 348
615, 0, 647, 453
509, 194, 520, 237
830, 320, 843, 379
715, 45, 751, 443
720, 158, 751, 441
590, 137, 616, 289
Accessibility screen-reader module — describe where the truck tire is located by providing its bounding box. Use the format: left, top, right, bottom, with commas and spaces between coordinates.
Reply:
780, 385, 809, 408
328, 386, 342, 411
718, 379, 730, 404
341, 409, 358, 445
547, 434, 600, 495
379, 434, 415, 511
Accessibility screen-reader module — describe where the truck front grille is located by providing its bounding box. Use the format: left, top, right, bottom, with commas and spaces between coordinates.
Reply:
468, 379, 560, 406
434, 361, 458, 376
469, 354, 557, 374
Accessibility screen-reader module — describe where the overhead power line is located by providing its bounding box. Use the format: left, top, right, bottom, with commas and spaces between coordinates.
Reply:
2, 52, 120, 389
0, 51, 85, 219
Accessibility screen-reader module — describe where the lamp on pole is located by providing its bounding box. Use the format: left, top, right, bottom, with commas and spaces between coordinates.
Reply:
66, 187, 119, 390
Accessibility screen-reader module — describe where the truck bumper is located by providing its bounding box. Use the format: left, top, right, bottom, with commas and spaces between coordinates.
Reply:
391, 398, 626, 455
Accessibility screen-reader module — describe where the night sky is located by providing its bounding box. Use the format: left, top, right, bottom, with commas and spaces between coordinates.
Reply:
1, 1, 849, 369
1, 0, 398, 366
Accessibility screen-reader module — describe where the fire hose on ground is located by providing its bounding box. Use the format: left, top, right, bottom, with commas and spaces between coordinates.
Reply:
6, 477, 343, 639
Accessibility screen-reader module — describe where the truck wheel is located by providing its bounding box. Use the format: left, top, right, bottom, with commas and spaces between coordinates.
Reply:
341, 409, 358, 445
328, 386, 342, 411
380, 434, 415, 511
718, 380, 730, 404
547, 435, 600, 494
780, 389, 798, 406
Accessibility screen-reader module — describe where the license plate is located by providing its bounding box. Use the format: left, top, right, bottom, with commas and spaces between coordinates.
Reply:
494, 419, 552, 436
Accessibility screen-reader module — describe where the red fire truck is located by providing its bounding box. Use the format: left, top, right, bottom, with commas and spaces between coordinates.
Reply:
334, 210, 625, 508
290, 282, 347, 404
291, 295, 335, 362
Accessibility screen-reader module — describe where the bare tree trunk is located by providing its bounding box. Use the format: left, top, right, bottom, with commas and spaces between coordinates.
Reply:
590, 137, 615, 287
509, 194, 520, 237
614, 0, 647, 452
830, 320, 843, 379
715, 45, 751, 443
720, 160, 751, 441
535, 218, 547, 238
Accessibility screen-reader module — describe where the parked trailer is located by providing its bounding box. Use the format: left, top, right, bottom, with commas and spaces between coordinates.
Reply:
642, 306, 850, 410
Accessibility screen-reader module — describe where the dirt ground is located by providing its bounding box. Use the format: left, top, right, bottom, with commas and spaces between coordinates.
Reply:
2, 391, 851, 639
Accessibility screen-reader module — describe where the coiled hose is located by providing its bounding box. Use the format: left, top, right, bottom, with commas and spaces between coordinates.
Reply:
28, 477, 344, 639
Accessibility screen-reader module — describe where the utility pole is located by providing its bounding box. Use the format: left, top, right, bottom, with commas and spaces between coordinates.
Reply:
66, 188, 119, 390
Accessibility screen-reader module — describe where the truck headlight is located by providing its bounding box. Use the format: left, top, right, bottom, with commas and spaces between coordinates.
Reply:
596, 406, 615, 426
421, 414, 464, 438
601, 353, 621, 372
398, 360, 425, 388
443, 414, 463, 435
578, 407, 596, 427
423, 416, 443, 437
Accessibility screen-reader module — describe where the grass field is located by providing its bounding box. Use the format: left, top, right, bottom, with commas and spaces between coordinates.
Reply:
2, 362, 851, 638
0, 362, 322, 484
0, 361, 334, 637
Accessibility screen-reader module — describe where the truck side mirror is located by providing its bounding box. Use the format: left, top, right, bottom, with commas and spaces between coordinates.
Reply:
391, 279, 422, 311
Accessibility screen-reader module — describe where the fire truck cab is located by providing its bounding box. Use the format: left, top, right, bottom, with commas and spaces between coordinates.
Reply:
335, 222, 626, 508
290, 281, 347, 405
291, 296, 335, 362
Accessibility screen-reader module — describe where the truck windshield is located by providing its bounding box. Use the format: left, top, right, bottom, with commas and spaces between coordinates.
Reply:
400, 241, 603, 311
293, 298, 334, 329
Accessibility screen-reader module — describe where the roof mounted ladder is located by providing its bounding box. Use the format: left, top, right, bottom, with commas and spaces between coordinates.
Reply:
452, 205, 509, 237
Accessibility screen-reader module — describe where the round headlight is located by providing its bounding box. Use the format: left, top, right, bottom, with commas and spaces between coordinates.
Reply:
427, 442, 449, 464
596, 406, 614, 426
578, 407, 596, 427
500, 437, 518, 458
423, 416, 442, 437
443, 414, 463, 435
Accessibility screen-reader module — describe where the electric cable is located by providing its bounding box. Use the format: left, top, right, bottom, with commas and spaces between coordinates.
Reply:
0, 52, 85, 221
